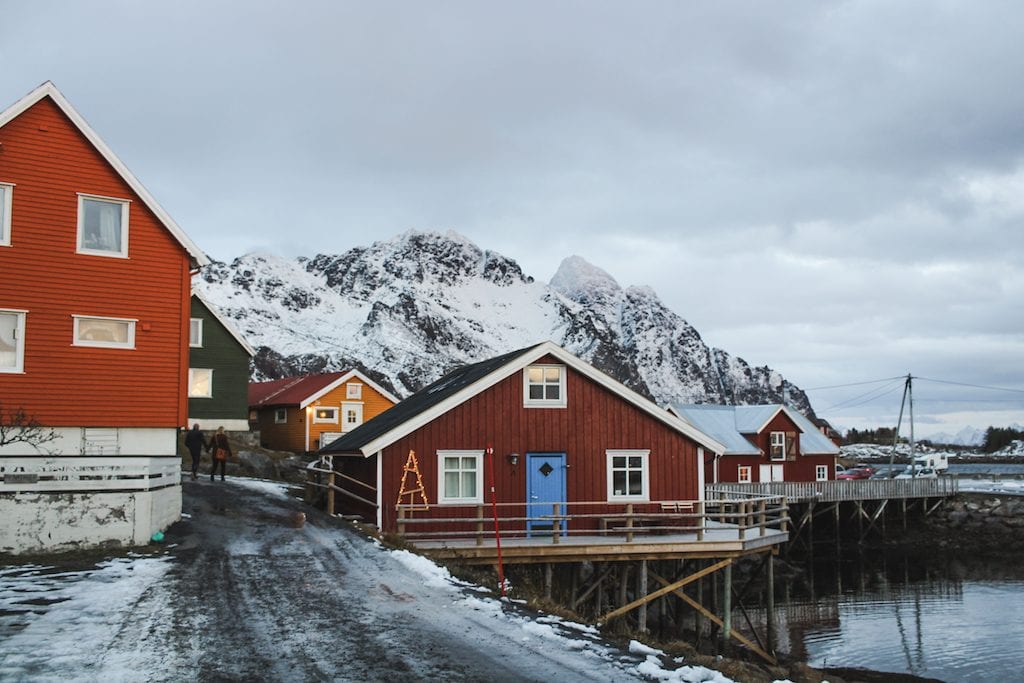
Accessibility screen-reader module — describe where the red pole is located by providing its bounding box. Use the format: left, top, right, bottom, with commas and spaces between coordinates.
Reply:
487, 445, 506, 597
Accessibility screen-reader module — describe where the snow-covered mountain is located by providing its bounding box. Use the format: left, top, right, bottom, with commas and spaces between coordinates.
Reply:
196, 230, 816, 416
921, 426, 986, 447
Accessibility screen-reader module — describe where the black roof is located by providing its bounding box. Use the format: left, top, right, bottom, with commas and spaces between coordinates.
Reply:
319, 343, 543, 455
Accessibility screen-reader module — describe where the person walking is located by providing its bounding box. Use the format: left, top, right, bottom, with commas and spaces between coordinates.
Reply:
209, 426, 232, 482
184, 424, 206, 481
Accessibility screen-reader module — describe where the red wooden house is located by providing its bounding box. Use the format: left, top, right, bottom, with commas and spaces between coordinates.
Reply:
669, 404, 840, 484
0, 82, 207, 552
320, 341, 726, 534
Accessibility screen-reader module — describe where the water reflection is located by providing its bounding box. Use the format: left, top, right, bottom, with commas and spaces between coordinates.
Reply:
770, 550, 1024, 682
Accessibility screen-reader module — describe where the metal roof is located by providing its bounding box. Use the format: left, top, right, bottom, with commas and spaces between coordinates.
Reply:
669, 403, 840, 456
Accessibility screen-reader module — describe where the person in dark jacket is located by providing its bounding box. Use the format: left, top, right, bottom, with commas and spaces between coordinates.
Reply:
184, 424, 207, 481
209, 426, 232, 482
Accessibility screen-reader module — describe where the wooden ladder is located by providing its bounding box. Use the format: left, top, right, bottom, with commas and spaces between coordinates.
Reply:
396, 449, 430, 510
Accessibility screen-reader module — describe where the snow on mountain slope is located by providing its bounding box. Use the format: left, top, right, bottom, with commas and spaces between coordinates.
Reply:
196, 230, 815, 416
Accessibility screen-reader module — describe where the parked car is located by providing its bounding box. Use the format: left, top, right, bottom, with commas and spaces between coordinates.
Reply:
895, 467, 938, 479
837, 466, 874, 480
870, 468, 901, 479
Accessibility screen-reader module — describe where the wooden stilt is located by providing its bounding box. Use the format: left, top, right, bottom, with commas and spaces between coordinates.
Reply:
766, 552, 776, 654
721, 561, 732, 653
638, 560, 648, 633
544, 562, 553, 600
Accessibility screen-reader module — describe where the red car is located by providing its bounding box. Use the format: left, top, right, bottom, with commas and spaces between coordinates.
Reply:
836, 466, 874, 480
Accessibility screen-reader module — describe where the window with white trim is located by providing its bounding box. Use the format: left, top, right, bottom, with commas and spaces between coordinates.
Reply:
77, 194, 129, 257
342, 402, 363, 431
73, 316, 135, 348
190, 318, 203, 347
0, 182, 13, 246
188, 368, 213, 397
438, 450, 484, 504
606, 449, 650, 502
0, 309, 26, 373
738, 465, 752, 483
274, 408, 287, 424
769, 431, 786, 461
313, 406, 338, 424
523, 364, 566, 407
816, 465, 829, 482
346, 382, 362, 399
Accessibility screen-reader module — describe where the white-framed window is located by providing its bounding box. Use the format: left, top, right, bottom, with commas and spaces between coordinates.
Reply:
72, 315, 136, 349
0, 309, 27, 373
274, 408, 287, 424
346, 382, 362, 399
77, 194, 129, 257
190, 318, 203, 347
313, 406, 339, 424
342, 402, 363, 431
438, 450, 484, 504
188, 368, 213, 398
606, 449, 650, 502
816, 464, 829, 482
0, 182, 13, 247
738, 465, 752, 483
523, 364, 566, 408
769, 431, 786, 461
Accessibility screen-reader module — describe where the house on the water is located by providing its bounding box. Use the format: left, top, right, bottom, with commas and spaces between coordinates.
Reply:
0, 82, 208, 553
669, 403, 840, 484
249, 370, 398, 454
188, 292, 254, 431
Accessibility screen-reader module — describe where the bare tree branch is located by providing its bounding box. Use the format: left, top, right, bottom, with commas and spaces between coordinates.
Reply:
0, 403, 58, 453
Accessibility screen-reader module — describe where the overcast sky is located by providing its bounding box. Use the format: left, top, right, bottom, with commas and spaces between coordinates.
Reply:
3, 1, 1023, 438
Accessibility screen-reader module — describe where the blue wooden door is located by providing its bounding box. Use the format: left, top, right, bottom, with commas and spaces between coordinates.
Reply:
526, 452, 567, 535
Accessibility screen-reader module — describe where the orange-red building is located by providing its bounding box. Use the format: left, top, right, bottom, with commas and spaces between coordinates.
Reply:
249, 370, 398, 454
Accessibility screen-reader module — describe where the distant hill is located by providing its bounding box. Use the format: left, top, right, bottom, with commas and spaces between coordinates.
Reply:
196, 230, 816, 415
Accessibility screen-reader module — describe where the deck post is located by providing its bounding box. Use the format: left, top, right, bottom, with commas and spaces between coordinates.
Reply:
638, 560, 649, 632
759, 499, 767, 537
697, 500, 705, 541
326, 468, 335, 516
766, 552, 776, 653
476, 505, 484, 546
625, 503, 634, 543
738, 501, 747, 540
552, 503, 561, 545
397, 506, 405, 537
721, 560, 733, 652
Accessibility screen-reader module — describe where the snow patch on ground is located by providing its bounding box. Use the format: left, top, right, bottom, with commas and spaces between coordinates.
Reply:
227, 477, 297, 499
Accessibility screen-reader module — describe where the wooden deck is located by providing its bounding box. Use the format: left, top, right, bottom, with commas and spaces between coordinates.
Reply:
706, 477, 958, 504
411, 521, 789, 564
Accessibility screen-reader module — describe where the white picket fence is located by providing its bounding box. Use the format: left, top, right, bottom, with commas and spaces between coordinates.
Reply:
0, 455, 180, 493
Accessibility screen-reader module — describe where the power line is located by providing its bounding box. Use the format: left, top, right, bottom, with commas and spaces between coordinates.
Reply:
819, 378, 906, 413
914, 376, 1024, 395
802, 375, 907, 392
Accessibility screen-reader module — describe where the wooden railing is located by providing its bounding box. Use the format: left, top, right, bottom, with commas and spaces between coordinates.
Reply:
395, 494, 789, 546
706, 477, 958, 503
0, 455, 180, 493
305, 457, 378, 514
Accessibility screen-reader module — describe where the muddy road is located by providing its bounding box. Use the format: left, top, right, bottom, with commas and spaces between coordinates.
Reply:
119, 479, 645, 682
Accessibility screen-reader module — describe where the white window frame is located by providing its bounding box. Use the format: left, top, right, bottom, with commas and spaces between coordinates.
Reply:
313, 406, 339, 424
437, 450, 484, 504
77, 194, 130, 258
342, 402, 364, 431
190, 318, 203, 347
0, 309, 27, 374
523, 364, 567, 408
72, 315, 136, 349
0, 182, 13, 247
188, 368, 213, 398
769, 431, 786, 461
816, 464, 829, 482
738, 465, 752, 483
274, 408, 287, 424
346, 382, 362, 399
606, 449, 650, 502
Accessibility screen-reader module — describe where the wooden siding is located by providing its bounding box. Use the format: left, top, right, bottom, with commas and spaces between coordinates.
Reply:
374, 364, 703, 532
0, 97, 191, 428
712, 411, 836, 483
256, 406, 305, 451
188, 298, 250, 423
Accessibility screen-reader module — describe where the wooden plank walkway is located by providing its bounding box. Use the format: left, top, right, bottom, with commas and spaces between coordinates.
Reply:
707, 477, 958, 504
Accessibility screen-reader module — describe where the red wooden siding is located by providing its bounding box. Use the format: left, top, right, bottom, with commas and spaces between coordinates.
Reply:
0, 97, 192, 427
709, 410, 836, 483
374, 361, 703, 532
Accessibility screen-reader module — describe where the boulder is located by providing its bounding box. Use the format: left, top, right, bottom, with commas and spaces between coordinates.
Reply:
235, 450, 278, 479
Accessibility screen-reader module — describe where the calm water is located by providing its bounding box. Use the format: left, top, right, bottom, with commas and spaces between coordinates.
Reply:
776, 552, 1024, 682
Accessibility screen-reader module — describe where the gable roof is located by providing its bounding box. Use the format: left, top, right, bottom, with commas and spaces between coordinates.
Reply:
321, 341, 726, 456
192, 292, 256, 357
669, 403, 840, 456
0, 81, 209, 268
249, 369, 400, 409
